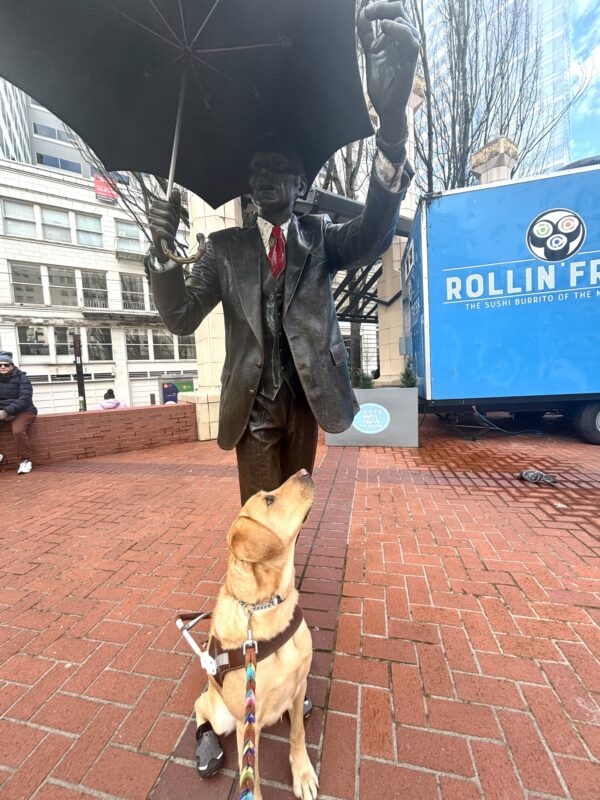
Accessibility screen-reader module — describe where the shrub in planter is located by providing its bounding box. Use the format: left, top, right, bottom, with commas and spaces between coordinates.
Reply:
400, 358, 417, 388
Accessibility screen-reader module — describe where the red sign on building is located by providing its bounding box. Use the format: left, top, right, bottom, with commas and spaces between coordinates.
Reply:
94, 174, 118, 203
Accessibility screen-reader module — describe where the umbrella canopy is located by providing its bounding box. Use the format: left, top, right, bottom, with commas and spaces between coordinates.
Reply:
0, 0, 373, 208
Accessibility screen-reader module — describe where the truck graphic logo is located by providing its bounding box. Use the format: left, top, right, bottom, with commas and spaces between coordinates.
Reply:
526, 208, 586, 262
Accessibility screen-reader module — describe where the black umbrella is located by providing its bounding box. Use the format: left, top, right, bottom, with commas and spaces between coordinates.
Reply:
0, 0, 373, 208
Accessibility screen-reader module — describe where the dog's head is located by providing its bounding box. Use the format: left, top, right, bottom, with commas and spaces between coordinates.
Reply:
226, 469, 314, 600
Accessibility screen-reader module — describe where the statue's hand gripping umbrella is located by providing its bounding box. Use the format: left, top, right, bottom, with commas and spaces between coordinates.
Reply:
0, 0, 375, 262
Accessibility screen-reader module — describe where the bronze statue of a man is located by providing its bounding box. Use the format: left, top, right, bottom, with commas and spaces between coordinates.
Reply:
148, 1, 420, 504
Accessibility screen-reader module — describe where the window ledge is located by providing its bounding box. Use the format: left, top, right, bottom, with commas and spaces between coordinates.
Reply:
115, 249, 144, 263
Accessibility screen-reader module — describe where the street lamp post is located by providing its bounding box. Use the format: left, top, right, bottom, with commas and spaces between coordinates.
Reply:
72, 332, 87, 411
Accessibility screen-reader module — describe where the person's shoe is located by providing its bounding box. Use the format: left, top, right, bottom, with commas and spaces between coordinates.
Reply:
196, 724, 224, 778
17, 460, 32, 474
0, 454, 4, 465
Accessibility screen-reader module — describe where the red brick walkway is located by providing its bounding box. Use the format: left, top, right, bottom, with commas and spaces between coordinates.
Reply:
0, 418, 599, 799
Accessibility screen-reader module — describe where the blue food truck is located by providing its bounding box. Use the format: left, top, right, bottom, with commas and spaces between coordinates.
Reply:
401, 164, 600, 443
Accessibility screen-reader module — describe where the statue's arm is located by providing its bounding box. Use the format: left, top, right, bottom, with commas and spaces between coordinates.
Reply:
323, 152, 413, 271
149, 238, 222, 336
324, 1, 419, 271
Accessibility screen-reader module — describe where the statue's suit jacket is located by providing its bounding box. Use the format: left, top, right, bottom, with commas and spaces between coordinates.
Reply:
151, 167, 411, 450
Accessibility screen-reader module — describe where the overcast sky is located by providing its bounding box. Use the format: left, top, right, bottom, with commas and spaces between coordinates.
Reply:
570, 0, 600, 160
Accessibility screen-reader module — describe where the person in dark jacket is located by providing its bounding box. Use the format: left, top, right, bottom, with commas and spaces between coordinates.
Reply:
0, 351, 37, 474
147, 3, 420, 504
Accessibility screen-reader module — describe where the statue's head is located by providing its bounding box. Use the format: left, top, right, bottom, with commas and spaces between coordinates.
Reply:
248, 134, 307, 222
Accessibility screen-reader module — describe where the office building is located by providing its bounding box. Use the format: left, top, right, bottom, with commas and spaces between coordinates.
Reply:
0, 78, 30, 165
0, 157, 198, 413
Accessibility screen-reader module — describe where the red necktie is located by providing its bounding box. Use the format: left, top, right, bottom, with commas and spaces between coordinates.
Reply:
268, 225, 286, 279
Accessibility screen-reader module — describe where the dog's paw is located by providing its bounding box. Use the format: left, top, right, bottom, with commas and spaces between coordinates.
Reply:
291, 756, 318, 800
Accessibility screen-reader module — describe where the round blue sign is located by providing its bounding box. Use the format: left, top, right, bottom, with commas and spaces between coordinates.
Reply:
352, 403, 391, 434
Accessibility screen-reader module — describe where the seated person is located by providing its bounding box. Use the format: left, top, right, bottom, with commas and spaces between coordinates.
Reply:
94, 388, 128, 410
0, 351, 37, 474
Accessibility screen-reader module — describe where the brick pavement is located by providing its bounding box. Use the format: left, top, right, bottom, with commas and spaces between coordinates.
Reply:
0, 417, 599, 799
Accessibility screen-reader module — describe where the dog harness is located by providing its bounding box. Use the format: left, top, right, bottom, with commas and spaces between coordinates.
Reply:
176, 599, 306, 800
175, 602, 305, 687
207, 604, 304, 687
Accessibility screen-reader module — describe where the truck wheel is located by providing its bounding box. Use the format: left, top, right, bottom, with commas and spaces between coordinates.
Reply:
574, 403, 600, 444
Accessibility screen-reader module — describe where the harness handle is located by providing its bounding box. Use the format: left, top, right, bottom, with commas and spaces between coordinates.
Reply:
175, 611, 212, 658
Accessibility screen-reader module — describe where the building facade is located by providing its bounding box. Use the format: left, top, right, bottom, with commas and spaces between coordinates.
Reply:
0, 158, 198, 413
539, 0, 571, 171
0, 78, 30, 165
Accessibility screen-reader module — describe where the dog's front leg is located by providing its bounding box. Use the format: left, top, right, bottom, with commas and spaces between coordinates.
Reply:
194, 684, 230, 778
289, 682, 318, 800
237, 720, 262, 800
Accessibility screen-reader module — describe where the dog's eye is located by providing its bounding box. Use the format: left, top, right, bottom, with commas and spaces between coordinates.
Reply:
264, 495, 275, 506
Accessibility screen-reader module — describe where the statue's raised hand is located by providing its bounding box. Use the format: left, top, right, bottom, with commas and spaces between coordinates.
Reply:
148, 188, 181, 263
358, 1, 420, 148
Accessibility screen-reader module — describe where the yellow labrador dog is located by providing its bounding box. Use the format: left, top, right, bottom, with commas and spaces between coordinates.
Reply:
194, 469, 318, 800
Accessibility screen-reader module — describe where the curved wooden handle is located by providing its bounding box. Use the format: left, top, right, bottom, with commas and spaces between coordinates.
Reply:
162, 233, 206, 265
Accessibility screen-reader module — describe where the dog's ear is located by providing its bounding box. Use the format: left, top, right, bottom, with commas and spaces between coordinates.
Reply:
229, 516, 285, 563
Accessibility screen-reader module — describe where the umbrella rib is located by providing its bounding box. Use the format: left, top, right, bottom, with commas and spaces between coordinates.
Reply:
194, 41, 286, 55
189, 60, 211, 105
146, 0, 183, 46
147, 52, 185, 81
191, 52, 243, 87
177, 0, 188, 45
110, 7, 182, 50
189, 0, 222, 48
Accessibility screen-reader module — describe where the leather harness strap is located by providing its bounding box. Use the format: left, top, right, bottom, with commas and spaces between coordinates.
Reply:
208, 604, 304, 688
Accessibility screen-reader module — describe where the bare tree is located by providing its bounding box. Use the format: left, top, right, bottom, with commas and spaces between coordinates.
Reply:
410, 0, 587, 193
67, 131, 192, 256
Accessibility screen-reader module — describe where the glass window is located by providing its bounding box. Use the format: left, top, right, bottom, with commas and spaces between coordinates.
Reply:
37, 152, 60, 168
82, 270, 108, 309
48, 266, 77, 306
60, 158, 81, 174
126, 328, 149, 360
177, 334, 196, 360
120, 273, 145, 310
56, 129, 70, 143
37, 153, 81, 173
41, 207, 71, 243
54, 326, 79, 356
33, 122, 57, 139
18, 325, 49, 356
10, 263, 44, 304
75, 213, 102, 247
2, 200, 36, 237
88, 327, 113, 361
116, 219, 141, 252
152, 330, 175, 359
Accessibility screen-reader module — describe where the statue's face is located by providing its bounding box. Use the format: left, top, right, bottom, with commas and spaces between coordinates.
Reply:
248, 151, 306, 219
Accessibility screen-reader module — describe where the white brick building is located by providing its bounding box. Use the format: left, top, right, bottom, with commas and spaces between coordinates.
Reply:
0, 158, 198, 413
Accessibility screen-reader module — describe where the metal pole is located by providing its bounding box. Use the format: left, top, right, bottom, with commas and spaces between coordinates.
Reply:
166, 71, 187, 198
72, 333, 86, 411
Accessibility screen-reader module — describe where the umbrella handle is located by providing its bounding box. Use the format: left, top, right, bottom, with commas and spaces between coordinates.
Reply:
163, 232, 206, 265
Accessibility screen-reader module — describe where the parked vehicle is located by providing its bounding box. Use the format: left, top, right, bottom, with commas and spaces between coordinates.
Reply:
402, 164, 600, 443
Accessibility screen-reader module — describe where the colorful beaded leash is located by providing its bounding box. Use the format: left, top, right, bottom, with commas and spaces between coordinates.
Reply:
239, 618, 258, 800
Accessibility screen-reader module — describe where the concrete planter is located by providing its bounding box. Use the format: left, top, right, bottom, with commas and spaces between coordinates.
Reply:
325, 387, 419, 447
